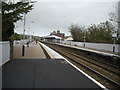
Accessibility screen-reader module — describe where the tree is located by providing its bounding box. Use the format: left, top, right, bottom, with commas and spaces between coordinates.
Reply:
10, 33, 22, 41
69, 21, 115, 43
69, 24, 84, 41
87, 24, 99, 42
87, 21, 114, 43
2, 1, 35, 59
2, 1, 34, 41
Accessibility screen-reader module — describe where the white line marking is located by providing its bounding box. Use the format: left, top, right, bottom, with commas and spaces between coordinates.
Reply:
40, 42, 108, 89
0, 59, 10, 66
39, 42, 63, 58
63, 57, 108, 89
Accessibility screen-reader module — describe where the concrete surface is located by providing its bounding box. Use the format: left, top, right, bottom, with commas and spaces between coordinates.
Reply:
2, 59, 102, 88
13, 42, 46, 59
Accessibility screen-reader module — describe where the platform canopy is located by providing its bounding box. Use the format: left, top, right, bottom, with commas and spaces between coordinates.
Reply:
43, 35, 62, 39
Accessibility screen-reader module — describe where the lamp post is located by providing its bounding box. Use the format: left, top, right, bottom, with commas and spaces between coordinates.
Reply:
23, 13, 26, 40
83, 29, 86, 47
32, 32, 34, 40
112, 34, 117, 53
30, 21, 35, 40
109, 18, 119, 53
21, 1, 37, 56
22, 13, 26, 56
83, 35, 86, 47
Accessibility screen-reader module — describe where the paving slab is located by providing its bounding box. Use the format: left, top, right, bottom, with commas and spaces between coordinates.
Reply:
13, 42, 46, 59
2, 59, 103, 89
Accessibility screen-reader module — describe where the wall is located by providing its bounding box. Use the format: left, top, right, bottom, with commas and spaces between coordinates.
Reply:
0, 41, 10, 66
61, 41, 120, 53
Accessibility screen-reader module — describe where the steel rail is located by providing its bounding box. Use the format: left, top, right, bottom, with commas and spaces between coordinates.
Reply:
57, 49, 120, 88
45, 44, 120, 88
51, 42, 120, 68
65, 50, 120, 77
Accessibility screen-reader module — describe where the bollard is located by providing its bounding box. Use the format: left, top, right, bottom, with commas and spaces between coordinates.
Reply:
83, 43, 85, 47
113, 46, 115, 53
22, 45, 25, 56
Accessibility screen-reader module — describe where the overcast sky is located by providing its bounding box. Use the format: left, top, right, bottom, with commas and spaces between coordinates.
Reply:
14, 0, 118, 37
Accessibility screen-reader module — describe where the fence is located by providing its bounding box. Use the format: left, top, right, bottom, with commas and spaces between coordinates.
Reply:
0, 41, 10, 66
14, 39, 34, 46
60, 41, 120, 53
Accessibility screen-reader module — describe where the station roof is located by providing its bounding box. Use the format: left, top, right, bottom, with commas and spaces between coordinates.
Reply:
43, 35, 62, 39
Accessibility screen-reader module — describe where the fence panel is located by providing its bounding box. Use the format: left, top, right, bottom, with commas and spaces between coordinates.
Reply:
60, 41, 120, 53
0, 41, 10, 66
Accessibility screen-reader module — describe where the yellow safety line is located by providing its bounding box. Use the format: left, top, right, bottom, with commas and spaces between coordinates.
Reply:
42, 45, 56, 58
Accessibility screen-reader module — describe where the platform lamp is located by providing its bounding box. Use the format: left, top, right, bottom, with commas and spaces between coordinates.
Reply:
112, 33, 117, 53
22, 1, 29, 56
83, 27, 86, 47
109, 18, 118, 53
22, 1, 37, 56
22, 12, 26, 56
28, 21, 35, 42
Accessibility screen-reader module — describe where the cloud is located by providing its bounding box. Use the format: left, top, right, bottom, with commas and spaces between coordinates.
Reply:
37, 0, 119, 2
15, 2, 117, 36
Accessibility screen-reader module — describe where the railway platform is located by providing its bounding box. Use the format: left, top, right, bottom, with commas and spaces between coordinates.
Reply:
13, 41, 46, 59
2, 41, 106, 89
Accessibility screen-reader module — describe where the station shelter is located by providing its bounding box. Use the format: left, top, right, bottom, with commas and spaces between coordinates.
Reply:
43, 35, 62, 43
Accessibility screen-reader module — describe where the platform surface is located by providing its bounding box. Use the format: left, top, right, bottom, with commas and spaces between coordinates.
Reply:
2, 42, 106, 89
13, 42, 46, 59
2, 59, 102, 88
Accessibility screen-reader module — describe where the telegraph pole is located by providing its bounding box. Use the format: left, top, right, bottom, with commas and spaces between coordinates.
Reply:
22, 6, 26, 56
21, 0, 37, 56
83, 35, 86, 47
23, 13, 26, 40
83, 28, 86, 47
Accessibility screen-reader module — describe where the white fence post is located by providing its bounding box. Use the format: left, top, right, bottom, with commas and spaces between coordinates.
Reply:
0, 41, 10, 66
62, 41, 120, 53
0, 42, 2, 66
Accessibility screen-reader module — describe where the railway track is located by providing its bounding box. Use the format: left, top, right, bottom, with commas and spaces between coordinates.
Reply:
66, 51, 120, 77
43, 42, 120, 89
58, 44, 120, 68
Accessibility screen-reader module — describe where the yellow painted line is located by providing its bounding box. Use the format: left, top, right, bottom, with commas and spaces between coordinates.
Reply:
42, 45, 56, 58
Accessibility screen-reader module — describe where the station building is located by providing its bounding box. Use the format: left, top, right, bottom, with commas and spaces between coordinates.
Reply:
50, 30, 65, 40
43, 35, 62, 43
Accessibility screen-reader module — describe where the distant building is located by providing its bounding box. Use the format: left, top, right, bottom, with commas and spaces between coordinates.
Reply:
2, 0, 15, 3
20, 0, 31, 2
43, 35, 62, 43
64, 36, 73, 41
50, 30, 65, 40
33, 35, 42, 40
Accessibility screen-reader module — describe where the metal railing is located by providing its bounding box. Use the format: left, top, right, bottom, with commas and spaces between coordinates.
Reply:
60, 41, 120, 53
